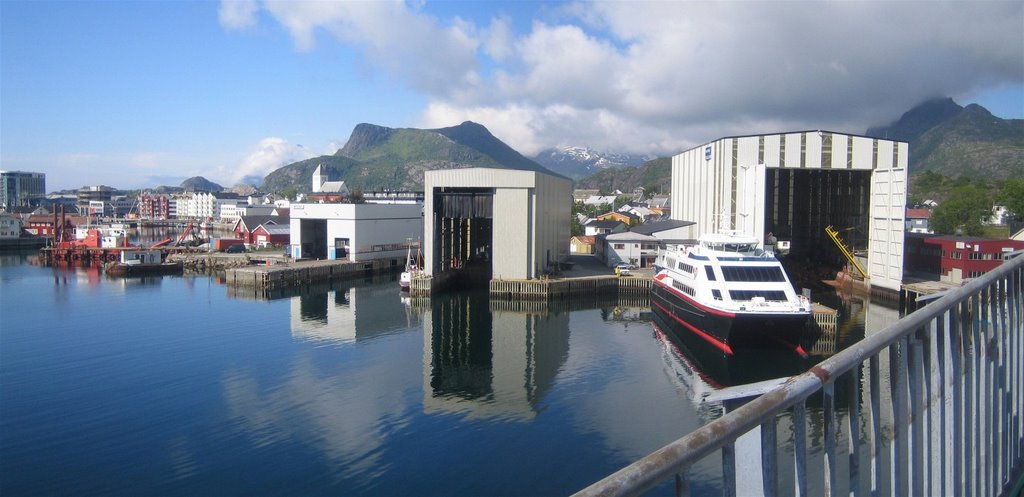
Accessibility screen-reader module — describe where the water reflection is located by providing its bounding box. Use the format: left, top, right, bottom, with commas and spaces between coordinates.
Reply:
287, 279, 422, 345
422, 292, 570, 421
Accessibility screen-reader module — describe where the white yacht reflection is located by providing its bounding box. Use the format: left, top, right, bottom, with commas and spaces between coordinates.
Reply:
421, 292, 570, 421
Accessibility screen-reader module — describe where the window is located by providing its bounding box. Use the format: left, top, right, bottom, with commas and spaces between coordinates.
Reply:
711, 289, 722, 300
969, 252, 982, 260
721, 266, 786, 282
952, 251, 961, 260
729, 290, 788, 301
705, 266, 716, 281
613, 243, 625, 249
677, 262, 695, 273
968, 271, 986, 278
672, 280, 695, 297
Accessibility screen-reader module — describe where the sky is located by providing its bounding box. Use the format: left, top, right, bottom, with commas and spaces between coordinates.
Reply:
2, 1, 1022, 193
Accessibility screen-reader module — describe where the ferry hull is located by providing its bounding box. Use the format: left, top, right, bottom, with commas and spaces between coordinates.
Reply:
651, 283, 810, 355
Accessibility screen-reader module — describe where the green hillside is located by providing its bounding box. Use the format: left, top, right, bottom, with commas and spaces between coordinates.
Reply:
262, 121, 556, 194
574, 157, 672, 194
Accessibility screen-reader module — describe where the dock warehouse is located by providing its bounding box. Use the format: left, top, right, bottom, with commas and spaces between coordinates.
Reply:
671, 131, 908, 293
288, 203, 423, 262
423, 168, 571, 285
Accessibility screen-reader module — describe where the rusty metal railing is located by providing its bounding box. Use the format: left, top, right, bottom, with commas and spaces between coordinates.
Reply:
575, 251, 1024, 497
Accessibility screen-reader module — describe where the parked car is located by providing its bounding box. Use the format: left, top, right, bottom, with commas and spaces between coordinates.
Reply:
225, 243, 247, 253
615, 262, 638, 275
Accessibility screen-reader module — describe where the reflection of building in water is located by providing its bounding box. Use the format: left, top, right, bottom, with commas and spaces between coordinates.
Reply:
422, 293, 569, 421
290, 282, 418, 344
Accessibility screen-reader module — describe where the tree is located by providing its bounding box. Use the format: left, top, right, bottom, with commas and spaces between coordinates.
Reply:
930, 185, 992, 236
998, 179, 1024, 222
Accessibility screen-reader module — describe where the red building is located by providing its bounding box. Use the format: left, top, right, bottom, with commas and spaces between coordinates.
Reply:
139, 193, 170, 220
251, 224, 290, 248
905, 233, 1024, 284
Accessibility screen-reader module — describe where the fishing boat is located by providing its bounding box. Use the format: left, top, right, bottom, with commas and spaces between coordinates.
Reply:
399, 241, 421, 291
651, 230, 811, 356
104, 248, 183, 277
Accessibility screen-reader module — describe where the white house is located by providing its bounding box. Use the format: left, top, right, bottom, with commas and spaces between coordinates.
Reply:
603, 231, 660, 268
0, 213, 22, 239
289, 203, 423, 261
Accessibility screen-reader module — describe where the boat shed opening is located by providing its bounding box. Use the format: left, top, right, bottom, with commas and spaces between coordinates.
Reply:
671, 131, 908, 296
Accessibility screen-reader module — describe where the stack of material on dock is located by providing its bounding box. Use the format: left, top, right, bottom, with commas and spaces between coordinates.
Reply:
489, 275, 652, 301
226, 258, 397, 290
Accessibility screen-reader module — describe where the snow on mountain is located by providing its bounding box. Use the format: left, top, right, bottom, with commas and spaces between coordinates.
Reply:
532, 146, 654, 180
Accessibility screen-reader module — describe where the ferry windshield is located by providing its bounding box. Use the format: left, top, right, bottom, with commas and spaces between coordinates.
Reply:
706, 242, 757, 252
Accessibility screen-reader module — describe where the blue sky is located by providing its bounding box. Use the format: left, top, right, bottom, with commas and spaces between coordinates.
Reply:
2, 1, 1022, 192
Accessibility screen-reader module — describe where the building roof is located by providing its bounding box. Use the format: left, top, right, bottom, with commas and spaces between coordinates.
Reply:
571, 235, 597, 245
629, 219, 696, 236
605, 231, 659, 242
906, 208, 931, 219
585, 219, 624, 229
257, 224, 291, 236
236, 215, 288, 232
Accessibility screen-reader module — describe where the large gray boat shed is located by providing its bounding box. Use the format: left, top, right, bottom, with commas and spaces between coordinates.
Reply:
423, 168, 571, 282
671, 130, 908, 292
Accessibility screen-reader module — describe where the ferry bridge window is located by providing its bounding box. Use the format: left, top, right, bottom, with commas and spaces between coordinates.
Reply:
704, 266, 716, 281
729, 290, 788, 301
721, 266, 785, 282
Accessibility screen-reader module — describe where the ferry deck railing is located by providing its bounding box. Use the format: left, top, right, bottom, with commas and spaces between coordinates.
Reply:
575, 250, 1024, 497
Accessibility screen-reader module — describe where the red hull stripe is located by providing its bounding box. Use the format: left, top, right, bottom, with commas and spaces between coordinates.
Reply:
652, 300, 735, 356
653, 274, 736, 318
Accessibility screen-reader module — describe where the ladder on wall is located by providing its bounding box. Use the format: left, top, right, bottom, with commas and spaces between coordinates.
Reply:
825, 225, 867, 279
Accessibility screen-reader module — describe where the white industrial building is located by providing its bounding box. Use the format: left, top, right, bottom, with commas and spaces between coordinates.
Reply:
288, 203, 423, 261
671, 130, 908, 292
423, 168, 571, 283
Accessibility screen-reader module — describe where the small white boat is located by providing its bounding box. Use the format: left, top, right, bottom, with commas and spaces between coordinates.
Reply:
399, 241, 421, 291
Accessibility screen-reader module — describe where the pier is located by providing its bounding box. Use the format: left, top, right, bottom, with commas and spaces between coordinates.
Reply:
225, 257, 402, 290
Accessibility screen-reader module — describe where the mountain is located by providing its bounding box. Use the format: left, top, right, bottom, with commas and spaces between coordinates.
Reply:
531, 146, 654, 180
180, 176, 222, 192
866, 98, 1024, 180
262, 121, 558, 193
574, 157, 672, 194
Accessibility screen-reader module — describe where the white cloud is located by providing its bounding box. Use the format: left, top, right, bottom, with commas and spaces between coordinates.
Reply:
226, 0, 1024, 157
218, 0, 259, 30
227, 137, 317, 186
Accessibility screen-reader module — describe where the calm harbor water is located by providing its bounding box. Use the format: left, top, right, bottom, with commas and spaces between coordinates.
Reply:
0, 252, 897, 496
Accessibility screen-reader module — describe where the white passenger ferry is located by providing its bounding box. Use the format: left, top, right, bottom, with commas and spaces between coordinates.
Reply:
651, 230, 811, 356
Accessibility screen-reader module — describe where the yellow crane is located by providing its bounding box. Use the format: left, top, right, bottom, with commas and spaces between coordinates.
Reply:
825, 225, 867, 279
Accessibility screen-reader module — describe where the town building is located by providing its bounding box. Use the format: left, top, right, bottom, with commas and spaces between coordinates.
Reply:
569, 235, 596, 255
600, 231, 660, 268
308, 164, 350, 203
597, 210, 640, 226
177, 192, 243, 221
234, 215, 289, 245
904, 234, 1024, 284
0, 213, 23, 239
139, 193, 171, 220
289, 203, 423, 261
76, 185, 114, 216
251, 224, 290, 249
583, 219, 625, 237
905, 208, 932, 234
0, 171, 46, 211
671, 130, 908, 293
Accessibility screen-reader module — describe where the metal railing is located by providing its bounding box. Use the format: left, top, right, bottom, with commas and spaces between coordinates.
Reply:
575, 251, 1024, 497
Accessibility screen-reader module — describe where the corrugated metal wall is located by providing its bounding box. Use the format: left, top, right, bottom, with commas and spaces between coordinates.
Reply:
671, 131, 908, 291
